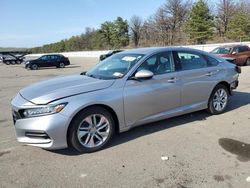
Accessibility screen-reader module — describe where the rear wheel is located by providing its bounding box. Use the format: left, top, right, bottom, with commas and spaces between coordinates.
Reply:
68, 107, 115, 153
59, 62, 65, 68
31, 64, 38, 70
245, 58, 250, 66
5, 61, 10, 65
207, 84, 229, 115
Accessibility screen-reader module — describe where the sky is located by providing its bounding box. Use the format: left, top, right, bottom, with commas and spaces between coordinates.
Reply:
1, 0, 166, 48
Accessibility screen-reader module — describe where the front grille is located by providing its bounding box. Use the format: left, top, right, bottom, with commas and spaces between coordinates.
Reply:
25, 131, 50, 139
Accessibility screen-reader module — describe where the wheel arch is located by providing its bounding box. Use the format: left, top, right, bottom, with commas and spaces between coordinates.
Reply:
216, 81, 231, 95
66, 104, 120, 146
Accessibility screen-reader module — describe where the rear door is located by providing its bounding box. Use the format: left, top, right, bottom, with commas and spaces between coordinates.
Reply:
123, 51, 181, 126
173, 50, 221, 108
51, 55, 60, 66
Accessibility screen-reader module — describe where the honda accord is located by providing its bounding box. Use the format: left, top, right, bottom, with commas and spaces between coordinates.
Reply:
11, 47, 240, 153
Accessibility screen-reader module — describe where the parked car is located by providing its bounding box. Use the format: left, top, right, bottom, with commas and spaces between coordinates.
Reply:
211, 45, 250, 66
99, 50, 123, 61
11, 47, 240, 153
0, 52, 28, 65
25, 54, 70, 70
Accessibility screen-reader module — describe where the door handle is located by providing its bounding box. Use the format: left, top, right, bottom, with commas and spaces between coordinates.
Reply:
205, 72, 213, 76
205, 70, 220, 77
167, 77, 178, 83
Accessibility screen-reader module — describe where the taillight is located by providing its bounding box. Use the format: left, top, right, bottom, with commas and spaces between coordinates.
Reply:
235, 66, 241, 73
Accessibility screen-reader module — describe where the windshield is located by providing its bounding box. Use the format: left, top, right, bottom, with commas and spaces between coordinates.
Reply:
211, 47, 232, 54
86, 53, 144, 79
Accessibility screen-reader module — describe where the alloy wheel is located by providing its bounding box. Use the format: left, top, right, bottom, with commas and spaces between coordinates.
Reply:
212, 88, 228, 112
77, 114, 110, 148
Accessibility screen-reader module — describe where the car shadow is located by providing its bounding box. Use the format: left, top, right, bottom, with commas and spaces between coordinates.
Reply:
48, 91, 250, 156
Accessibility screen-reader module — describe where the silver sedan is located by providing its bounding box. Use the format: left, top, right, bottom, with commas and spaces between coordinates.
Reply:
11, 47, 240, 153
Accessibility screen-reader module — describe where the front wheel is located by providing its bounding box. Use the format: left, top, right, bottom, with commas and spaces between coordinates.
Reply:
31, 64, 38, 70
207, 84, 229, 115
68, 107, 115, 153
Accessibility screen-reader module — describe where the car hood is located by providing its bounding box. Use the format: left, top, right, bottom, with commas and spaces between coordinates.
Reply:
19, 75, 115, 105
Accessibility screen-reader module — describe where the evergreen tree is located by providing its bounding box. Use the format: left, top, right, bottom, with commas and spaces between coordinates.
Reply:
227, 12, 250, 41
185, 0, 214, 44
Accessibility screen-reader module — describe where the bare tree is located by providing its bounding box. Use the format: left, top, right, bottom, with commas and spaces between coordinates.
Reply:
135, 0, 191, 47
130, 15, 143, 47
163, 0, 191, 45
154, 7, 170, 45
216, 0, 235, 37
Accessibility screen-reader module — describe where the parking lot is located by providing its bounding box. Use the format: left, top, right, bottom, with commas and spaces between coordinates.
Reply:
0, 57, 250, 188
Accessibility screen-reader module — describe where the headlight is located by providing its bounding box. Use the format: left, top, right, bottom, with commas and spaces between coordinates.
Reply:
22, 103, 67, 118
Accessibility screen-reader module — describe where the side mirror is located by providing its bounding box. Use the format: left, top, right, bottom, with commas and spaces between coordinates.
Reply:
134, 70, 154, 80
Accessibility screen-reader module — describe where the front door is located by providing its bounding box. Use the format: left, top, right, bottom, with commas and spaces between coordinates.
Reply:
123, 51, 181, 127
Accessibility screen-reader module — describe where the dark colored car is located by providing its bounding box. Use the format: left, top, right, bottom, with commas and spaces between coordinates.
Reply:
211, 45, 250, 66
99, 50, 123, 61
25, 54, 70, 70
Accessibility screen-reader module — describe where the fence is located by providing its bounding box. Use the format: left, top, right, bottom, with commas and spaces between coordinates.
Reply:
25, 41, 250, 59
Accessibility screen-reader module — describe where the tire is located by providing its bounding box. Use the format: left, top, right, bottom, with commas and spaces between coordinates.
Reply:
11, 61, 16, 65
207, 84, 229, 115
68, 107, 115, 153
59, 62, 65, 68
31, 64, 38, 70
245, 58, 250, 66
5, 61, 10, 65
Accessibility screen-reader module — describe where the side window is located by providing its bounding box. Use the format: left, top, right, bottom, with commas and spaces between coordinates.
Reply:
239, 46, 250, 52
41, 55, 48, 61
232, 47, 239, 53
51, 55, 58, 60
206, 56, 219, 67
177, 51, 208, 70
137, 52, 175, 75
238, 47, 245, 53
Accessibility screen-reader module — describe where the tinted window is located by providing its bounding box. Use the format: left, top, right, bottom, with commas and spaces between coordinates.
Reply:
51, 55, 59, 60
177, 52, 207, 70
40, 55, 49, 61
137, 52, 175, 75
238, 46, 250, 53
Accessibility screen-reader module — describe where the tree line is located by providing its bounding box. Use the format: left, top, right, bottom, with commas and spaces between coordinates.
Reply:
31, 0, 250, 53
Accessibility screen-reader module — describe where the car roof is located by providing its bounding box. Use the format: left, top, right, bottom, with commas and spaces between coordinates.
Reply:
119, 47, 208, 55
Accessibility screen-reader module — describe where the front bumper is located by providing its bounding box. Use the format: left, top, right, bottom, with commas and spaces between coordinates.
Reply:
230, 80, 239, 90
11, 94, 69, 149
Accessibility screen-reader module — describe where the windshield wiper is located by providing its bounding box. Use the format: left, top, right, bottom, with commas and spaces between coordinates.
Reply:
85, 73, 101, 79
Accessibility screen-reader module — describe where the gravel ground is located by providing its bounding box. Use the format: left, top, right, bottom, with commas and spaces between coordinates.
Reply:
0, 57, 250, 188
